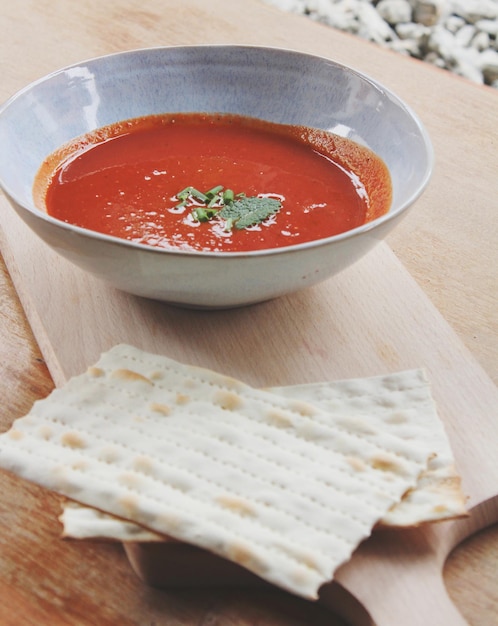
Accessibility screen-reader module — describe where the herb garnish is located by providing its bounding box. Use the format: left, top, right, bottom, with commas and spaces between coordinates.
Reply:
175, 185, 281, 231
219, 196, 281, 230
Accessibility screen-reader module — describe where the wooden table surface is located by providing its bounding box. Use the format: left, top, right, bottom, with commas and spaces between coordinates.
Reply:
1, 1, 497, 624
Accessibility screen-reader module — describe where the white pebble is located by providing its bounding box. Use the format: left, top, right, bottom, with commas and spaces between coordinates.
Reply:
424, 50, 448, 67
427, 24, 458, 57
449, 0, 498, 24
472, 30, 491, 51
261, 0, 498, 87
475, 17, 498, 36
452, 47, 485, 82
376, 0, 413, 25
412, 0, 445, 27
455, 24, 477, 47
396, 21, 430, 41
390, 38, 421, 55
356, 1, 398, 43
479, 47, 498, 82
444, 15, 467, 33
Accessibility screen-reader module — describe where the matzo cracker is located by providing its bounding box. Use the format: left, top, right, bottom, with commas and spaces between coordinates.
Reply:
59, 371, 466, 542
60, 500, 163, 541
0, 344, 433, 598
271, 370, 467, 526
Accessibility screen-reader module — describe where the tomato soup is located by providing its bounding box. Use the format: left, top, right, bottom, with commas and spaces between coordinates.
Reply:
34, 113, 392, 253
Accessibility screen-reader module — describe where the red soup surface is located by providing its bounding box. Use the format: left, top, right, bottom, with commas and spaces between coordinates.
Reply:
34, 113, 392, 253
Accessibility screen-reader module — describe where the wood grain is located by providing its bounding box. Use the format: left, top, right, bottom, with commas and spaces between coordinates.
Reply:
1, 0, 496, 382
1, 1, 497, 624
2, 202, 498, 625
0, 255, 347, 623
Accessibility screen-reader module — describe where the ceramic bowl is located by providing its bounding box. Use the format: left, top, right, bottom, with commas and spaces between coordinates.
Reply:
0, 45, 433, 308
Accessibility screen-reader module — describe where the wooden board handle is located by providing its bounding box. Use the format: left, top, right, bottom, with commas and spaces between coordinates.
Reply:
320, 575, 469, 626
332, 496, 498, 625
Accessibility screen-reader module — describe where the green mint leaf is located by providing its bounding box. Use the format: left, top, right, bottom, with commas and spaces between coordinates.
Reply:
219, 196, 281, 230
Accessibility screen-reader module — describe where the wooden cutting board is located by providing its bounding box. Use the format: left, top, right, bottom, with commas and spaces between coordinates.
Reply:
1, 191, 497, 625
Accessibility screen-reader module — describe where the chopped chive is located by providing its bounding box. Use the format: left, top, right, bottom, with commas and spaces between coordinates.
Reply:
189, 187, 209, 203
223, 188, 234, 204
205, 185, 224, 199
176, 186, 193, 199
192, 207, 219, 222
207, 195, 221, 208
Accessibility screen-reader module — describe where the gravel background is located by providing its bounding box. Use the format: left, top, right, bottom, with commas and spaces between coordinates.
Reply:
263, 0, 498, 88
